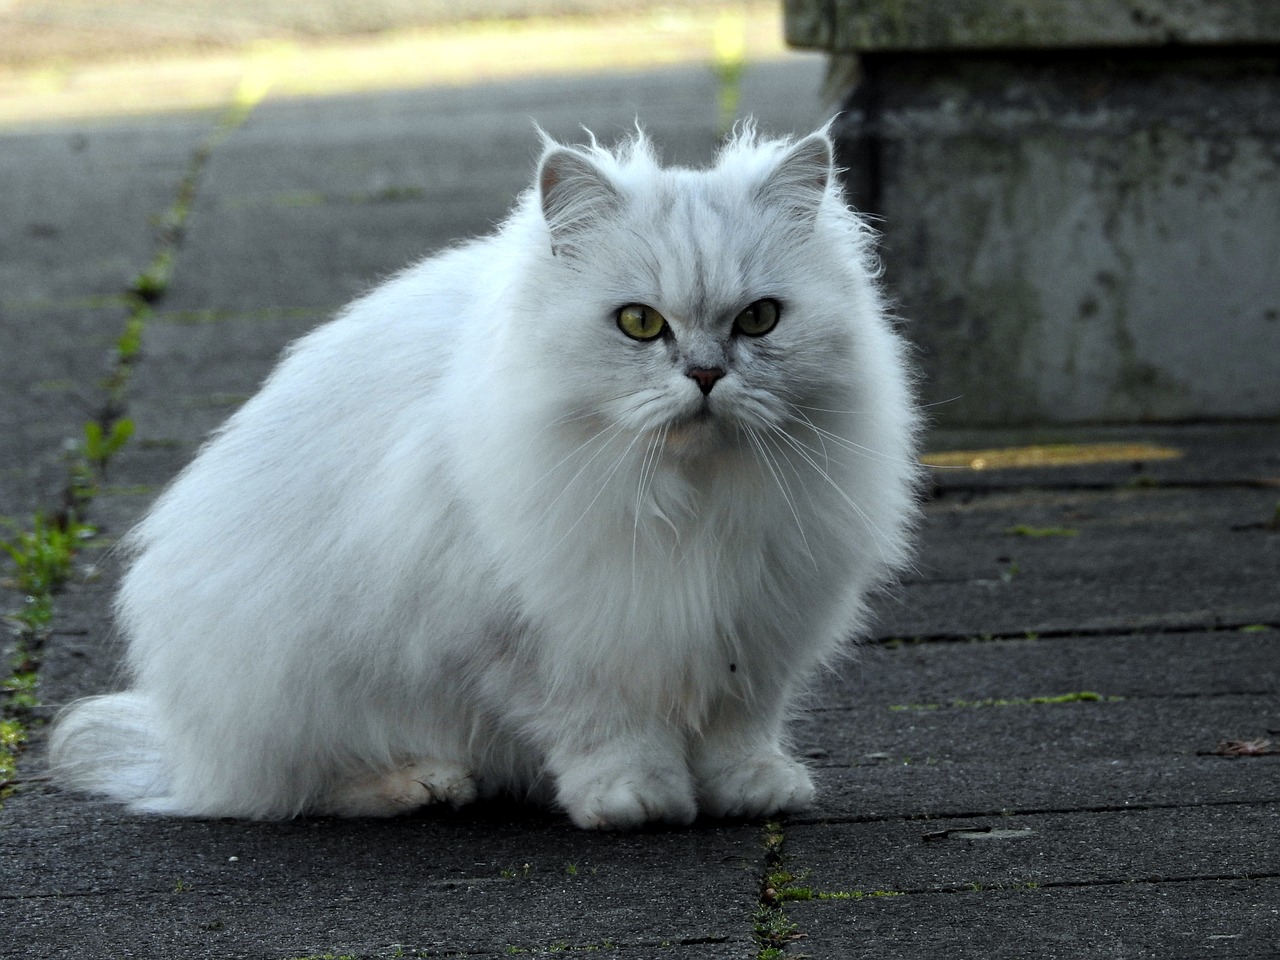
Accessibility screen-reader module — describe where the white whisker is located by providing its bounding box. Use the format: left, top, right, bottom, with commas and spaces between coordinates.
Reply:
765, 422, 895, 567
787, 404, 922, 470
539, 427, 646, 561
743, 425, 815, 566
632, 424, 668, 571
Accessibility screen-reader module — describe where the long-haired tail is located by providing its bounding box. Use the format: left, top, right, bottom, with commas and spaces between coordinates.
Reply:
48, 692, 176, 813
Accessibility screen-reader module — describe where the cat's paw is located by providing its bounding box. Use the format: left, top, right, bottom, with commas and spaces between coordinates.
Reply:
697, 752, 815, 820
325, 759, 477, 817
557, 762, 698, 831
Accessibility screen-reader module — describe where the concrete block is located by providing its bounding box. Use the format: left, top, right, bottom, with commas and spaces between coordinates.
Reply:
785, 2, 1280, 424
785, 0, 1280, 52
844, 54, 1280, 424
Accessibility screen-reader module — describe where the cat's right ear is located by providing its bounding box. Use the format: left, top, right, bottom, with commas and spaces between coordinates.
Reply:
537, 148, 620, 257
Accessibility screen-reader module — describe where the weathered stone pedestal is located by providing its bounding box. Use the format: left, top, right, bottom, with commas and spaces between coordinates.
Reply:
786, 0, 1280, 425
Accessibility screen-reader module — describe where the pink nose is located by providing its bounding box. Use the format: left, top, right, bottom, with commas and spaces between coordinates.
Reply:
687, 367, 725, 395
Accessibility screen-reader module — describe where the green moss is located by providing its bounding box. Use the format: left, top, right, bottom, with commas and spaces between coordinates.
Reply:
1, 672, 38, 711
131, 249, 174, 301
890, 691, 1119, 711
272, 190, 327, 208
815, 889, 904, 900
1004, 525, 1078, 538
756, 821, 805, 958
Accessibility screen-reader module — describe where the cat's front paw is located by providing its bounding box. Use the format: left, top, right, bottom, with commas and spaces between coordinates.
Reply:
557, 761, 698, 831
697, 752, 815, 820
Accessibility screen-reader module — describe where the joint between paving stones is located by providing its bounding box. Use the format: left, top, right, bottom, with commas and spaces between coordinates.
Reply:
753, 819, 806, 959
783, 796, 1280, 833
874, 618, 1280, 647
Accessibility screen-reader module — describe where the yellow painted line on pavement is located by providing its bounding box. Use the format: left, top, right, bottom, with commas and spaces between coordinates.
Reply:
921, 443, 1184, 471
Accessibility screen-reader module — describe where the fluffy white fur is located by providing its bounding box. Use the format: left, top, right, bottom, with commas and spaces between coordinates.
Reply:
49, 124, 920, 829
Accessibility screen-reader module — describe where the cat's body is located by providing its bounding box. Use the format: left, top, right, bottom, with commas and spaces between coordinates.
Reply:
50, 125, 920, 829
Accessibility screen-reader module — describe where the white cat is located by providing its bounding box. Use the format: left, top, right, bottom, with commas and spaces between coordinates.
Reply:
49, 123, 920, 829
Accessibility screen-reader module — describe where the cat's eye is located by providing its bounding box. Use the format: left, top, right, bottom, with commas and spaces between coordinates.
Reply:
617, 304, 667, 341
734, 299, 781, 337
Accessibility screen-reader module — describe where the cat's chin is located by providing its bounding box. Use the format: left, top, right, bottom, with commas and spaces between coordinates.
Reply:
660, 410, 734, 459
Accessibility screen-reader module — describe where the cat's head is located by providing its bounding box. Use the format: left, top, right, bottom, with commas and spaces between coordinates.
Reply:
513, 123, 882, 462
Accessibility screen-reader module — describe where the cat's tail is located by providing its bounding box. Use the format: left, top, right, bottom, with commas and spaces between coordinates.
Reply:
47, 692, 178, 813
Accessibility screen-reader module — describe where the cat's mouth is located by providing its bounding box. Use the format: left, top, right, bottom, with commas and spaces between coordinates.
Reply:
660, 401, 729, 455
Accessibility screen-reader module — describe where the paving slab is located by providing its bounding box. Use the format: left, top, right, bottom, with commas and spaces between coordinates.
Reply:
786, 803, 1279, 892
874, 484, 1280, 638
0, 303, 129, 517
803, 758, 1280, 824
0, 117, 217, 306
783, 878, 1280, 960
831, 629, 1280, 705
1, 793, 763, 958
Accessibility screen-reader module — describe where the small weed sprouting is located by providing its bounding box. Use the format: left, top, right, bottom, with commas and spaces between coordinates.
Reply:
1, 671, 38, 712
131, 249, 175, 302
0, 718, 28, 792
116, 312, 147, 363
756, 820, 809, 958
84, 418, 135, 476
1, 512, 93, 600
753, 902, 799, 960
1, 511, 97, 801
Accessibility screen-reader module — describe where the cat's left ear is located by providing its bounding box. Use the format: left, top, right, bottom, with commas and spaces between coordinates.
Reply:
538, 147, 620, 257
757, 131, 833, 224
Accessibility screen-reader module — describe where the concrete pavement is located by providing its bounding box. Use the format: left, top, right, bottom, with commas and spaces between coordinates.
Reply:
1, 17, 1278, 959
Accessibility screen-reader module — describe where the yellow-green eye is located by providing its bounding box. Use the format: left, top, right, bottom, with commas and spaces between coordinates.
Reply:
617, 304, 667, 341
734, 299, 781, 337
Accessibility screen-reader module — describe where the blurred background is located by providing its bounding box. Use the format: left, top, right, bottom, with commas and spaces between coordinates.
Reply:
0, 0, 748, 65
2, 0, 1278, 428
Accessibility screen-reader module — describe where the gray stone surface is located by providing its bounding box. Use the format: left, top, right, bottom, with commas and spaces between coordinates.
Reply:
2, 791, 763, 958
0, 118, 215, 305
836, 53, 1280, 425
1, 22, 1278, 960
0, 303, 128, 516
784, 0, 1280, 52
785, 879, 1280, 959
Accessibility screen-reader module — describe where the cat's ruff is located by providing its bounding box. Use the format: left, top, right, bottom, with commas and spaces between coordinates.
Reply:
49, 123, 921, 829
